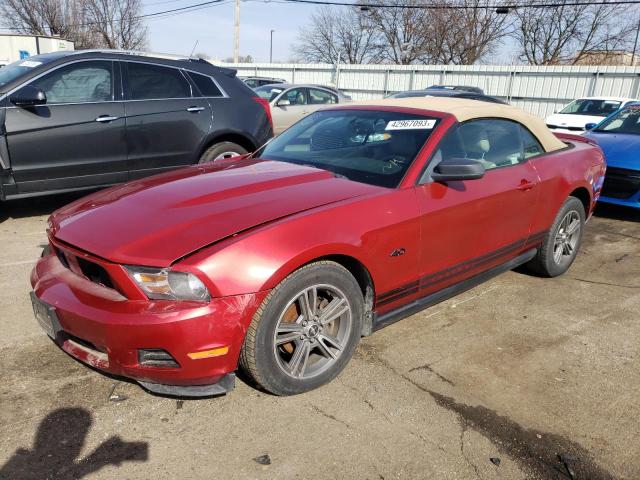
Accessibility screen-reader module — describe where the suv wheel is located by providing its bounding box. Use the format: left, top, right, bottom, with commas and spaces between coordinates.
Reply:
239, 261, 364, 396
198, 141, 248, 164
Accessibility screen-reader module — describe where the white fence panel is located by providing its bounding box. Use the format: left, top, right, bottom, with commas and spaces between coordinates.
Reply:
226, 62, 640, 118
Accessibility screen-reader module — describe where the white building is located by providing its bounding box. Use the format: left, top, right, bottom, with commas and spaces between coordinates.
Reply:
0, 34, 74, 66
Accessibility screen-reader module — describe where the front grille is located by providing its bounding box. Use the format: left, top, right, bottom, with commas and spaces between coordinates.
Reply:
54, 245, 116, 290
546, 124, 584, 131
77, 257, 115, 289
601, 167, 640, 200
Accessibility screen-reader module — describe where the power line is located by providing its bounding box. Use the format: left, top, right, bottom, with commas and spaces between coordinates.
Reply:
278, 0, 640, 10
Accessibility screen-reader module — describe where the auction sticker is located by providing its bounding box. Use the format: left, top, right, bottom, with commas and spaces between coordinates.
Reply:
386, 119, 436, 130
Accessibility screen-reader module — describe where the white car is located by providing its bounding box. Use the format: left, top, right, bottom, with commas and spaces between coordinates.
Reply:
545, 96, 637, 134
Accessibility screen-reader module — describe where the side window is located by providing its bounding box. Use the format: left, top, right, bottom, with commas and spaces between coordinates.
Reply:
520, 126, 544, 159
456, 119, 523, 170
126, 63, 191, 100
28, 61, 112, 104
187, 72, 223, 97
284, 88, 307, 105
309, 88, 337, 105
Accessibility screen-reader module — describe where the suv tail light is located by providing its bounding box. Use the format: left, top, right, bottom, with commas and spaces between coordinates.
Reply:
253, 97, 273, 131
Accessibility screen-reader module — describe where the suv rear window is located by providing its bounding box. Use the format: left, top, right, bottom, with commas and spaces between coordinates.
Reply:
187, 72, 223, 97
126, 63, 191, 100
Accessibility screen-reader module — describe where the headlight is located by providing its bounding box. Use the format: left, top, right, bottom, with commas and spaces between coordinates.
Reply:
126, 266, 210, 302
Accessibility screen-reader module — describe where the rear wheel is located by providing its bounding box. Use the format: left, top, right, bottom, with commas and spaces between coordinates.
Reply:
239, 261, 363, 395
198, 141, 247, 164
527, 196, 585, 277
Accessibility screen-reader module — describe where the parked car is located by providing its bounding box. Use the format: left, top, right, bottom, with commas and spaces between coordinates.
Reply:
254, 83, 352, 134
426, 85, 485, 94
584, 103, 640, 209
241, 76, 286, 88
388, 88, 507, 104
545, 96, 636, 134
0, 50, 273, 200
31, 97, 604, 397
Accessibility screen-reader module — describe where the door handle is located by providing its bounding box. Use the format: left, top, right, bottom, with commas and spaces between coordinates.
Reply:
95, 115, 119, 123
517, 179, 537, 191
187, 106, 205, 113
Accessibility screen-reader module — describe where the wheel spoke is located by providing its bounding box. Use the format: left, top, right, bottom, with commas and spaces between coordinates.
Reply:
317, 333, 344, 360
318, 297, 349, 325
553, 245, 563, 263
276, 332, 303, 346
277, 317, 304, 334
566, 219, 580, 236
288, 340, 311, 377
298, 287, 317, 320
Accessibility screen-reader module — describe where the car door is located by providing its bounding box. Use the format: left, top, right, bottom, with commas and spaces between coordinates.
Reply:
414, 119, 541, 298
271, 87, 309, 135
4, 60, 127, 194
306, 88, 338, 115
122, 61, 212, 178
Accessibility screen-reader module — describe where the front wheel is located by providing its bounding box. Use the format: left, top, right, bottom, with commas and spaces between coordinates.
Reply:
526, 196, 585, 277
239, 261, 364, 395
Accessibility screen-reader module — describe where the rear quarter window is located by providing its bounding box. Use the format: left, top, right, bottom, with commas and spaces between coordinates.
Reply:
188, 72, 223, 97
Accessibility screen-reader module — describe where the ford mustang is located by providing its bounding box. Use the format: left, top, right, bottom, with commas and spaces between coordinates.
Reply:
30, 98, 605, 397
584, 103, 640, 209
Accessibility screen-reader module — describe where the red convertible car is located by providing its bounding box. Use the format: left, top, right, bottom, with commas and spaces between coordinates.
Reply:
30, 98, 605, 396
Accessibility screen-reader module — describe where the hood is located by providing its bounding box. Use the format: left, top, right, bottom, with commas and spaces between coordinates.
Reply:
545, 113, 605, 129
583, 131, 640, 170
50, 160, 380, 266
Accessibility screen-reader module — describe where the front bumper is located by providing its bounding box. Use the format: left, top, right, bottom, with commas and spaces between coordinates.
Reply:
30, 252, 268, 396
599, 167, 640, 209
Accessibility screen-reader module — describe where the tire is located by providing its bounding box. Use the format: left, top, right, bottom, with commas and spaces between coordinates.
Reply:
526, 196, 585, 277
198, 141, 248, 164
239, 261, 364, 396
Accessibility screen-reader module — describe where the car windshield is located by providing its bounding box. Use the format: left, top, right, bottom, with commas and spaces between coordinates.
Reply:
559, 98, 622, 116
0, 58, 49, 90
593, 105, 640, 134
254, 85, 285, 101
255, 109, 440, 188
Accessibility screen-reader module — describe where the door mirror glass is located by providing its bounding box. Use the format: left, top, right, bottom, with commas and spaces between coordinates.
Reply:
585, 122, 597, 130
277, 98, 291, 107
10, 85, 47, 106
432, 157, 485, 182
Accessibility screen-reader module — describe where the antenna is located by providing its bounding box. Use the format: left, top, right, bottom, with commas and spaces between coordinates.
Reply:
190, 40, 199, 57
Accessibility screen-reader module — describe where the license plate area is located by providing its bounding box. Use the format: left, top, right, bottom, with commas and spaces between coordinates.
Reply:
30, 292, 59, 339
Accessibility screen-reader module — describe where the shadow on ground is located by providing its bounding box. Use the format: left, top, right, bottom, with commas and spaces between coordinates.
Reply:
594, 203, 639, 222
0, 191, 96, 223
0, 407, 148, 480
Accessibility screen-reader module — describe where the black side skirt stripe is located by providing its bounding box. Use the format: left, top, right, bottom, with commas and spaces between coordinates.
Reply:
376, 230, 548, 307
373, 248, 538, 332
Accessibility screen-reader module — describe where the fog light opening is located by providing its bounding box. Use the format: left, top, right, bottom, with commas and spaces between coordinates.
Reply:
138, 349, 180, 368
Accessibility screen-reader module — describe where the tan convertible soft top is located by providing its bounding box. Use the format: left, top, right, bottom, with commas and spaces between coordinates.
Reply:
350, 97, 566, 153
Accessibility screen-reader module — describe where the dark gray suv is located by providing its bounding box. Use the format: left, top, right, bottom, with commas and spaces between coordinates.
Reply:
0, 50, 273, 200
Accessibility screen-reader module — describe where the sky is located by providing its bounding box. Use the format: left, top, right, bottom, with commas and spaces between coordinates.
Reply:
143, 1, 319, 62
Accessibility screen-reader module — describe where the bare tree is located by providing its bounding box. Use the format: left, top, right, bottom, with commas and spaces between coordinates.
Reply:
428, 0, 513, 64
0, 0, 147, 49
294, 6, 381, 64
84, 0, 147, 49
513, 1, 636, 65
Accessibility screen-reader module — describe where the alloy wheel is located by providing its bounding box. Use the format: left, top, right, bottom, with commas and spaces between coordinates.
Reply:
553, 210, 581, 264
273, 284, 352, 380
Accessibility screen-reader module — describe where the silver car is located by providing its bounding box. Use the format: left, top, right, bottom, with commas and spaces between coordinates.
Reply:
254, 83, 352, 134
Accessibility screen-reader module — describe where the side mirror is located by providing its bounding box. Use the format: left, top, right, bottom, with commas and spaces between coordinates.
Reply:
10, 86, 47, 107
585, 123, 597, 130
431, 158, 485, 182
277, 98, 291, 107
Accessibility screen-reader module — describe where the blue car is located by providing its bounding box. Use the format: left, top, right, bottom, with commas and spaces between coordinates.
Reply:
584, 103, 640, 209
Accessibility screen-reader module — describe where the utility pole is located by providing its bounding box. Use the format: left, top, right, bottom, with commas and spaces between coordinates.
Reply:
632, 19, 640, 66
234, 0, 240, 63
270, 29, 275, 63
